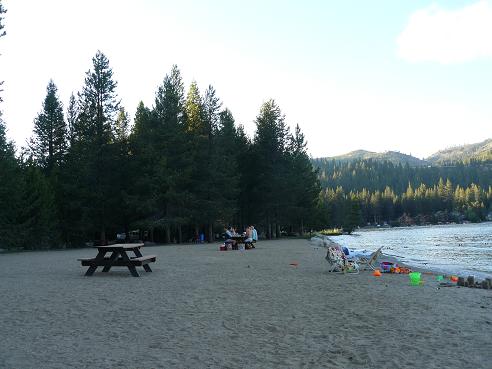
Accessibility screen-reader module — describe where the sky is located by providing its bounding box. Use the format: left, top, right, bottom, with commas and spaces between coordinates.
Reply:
0, 0, 491, 159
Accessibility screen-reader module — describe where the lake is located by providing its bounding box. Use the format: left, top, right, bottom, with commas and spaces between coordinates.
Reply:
334, 222, 492, 279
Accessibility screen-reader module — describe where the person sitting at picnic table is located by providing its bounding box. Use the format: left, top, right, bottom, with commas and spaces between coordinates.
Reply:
251, 225, 258, 246
224, 226, 237, 249
244, 226, 254, 249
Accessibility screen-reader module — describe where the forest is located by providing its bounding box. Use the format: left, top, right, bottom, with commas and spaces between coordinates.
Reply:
313, 158, 492, 230
0, 48, 320, 250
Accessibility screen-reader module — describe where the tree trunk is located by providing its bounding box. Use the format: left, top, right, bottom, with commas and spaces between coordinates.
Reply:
194, 225, 199, 243
165, 225, 170, 244
208, 222, 213, 243
100, 228, 106, 245
178, 225, 182, 244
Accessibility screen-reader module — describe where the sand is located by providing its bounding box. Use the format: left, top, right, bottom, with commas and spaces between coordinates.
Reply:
0, 239, 491, 369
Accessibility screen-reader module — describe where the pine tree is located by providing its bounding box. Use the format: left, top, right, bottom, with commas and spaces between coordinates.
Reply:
252, 99, 290, 238
114, 107, 130, 142
29, 80, 67, 173
155, 66, 190, 243
286, 124, 320, 234
66, 93, 79, 145
185, 81, 204, 134
131, 65, 190, 243
155, 65, 184, 126
344, 196, 362, 234
0, 1, 6, 102
199, 86, 232, 241
184, 81, 207, 237
0, 111, 24, 249
0, 1, 5, 39
78, 51, 120, 143
215, 109, 240, 224
0, 2, 23, 249
75, 50, 121, 244
17, 162, 60, 249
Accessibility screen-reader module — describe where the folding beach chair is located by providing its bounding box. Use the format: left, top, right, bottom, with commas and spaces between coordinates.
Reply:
325, 245, 359, 274
355, 247, 383, 271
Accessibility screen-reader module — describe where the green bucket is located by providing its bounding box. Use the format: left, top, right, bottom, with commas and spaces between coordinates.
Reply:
409, 272, 421, 286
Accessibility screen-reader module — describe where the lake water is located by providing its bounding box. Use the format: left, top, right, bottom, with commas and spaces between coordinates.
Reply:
334, 222, 492, 279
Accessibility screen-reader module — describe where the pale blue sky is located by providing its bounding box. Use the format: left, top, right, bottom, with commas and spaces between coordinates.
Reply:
1, 0, 491, 158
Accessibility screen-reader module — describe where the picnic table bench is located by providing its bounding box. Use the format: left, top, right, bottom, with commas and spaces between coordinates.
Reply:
79, 243, 156, 277
231, 235, 255, 249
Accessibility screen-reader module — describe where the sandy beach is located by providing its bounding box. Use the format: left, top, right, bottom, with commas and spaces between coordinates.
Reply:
0, 239, 491, 369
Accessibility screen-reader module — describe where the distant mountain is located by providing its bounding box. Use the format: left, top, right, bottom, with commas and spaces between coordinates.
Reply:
315, 138, 492, 167
426, 138, 492, 164
325, 150, 428, 167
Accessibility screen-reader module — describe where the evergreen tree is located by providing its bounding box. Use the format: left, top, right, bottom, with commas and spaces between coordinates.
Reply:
155, 65, 185, 125
0, 0, 6, 102
199, 86, 237, 241
114, 106, 130, 142
74, 50, 121, 243
29, 80, 67, 173
344, 196, 362, 234
66, 93, 79, 145
0, 112, 24, 249
184, 81, 207, 238
0, 1, 23, 249
130, 65, 190, 243
252, 99, 290, 238
286, 124, 320, 234
17, 162, 60, 248
185, 81, 204, 134
215, 109, 240, 224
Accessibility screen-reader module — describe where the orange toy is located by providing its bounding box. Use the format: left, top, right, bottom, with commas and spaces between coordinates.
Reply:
373, 269, 382, 277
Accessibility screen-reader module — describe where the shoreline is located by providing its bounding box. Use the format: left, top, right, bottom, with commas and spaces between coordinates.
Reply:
328, 222, 492, 280
354, 220, 492, 232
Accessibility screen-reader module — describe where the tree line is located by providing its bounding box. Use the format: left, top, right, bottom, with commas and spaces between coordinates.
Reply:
316, 166, 492, 231
312, 158, 492, 194
0, 48, 320, 249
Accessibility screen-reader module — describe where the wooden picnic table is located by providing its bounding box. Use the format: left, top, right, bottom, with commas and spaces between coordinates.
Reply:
79, 243, 156, 277
231, 235, 255, 249
231, 235, 245, 243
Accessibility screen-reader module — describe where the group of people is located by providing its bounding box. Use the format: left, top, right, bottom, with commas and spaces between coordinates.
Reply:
224, 225, 258, 250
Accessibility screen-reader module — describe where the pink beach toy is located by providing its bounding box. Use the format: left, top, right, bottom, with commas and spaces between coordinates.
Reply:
380, 261, 396, 273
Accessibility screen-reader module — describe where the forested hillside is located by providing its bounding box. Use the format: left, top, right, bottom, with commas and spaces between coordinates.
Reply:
427, 139, 492, 164
312, 158, 492, 231
313, 158, 492, 193
329, 150, 428, 167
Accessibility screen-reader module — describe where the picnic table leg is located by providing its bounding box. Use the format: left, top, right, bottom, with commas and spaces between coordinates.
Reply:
85, 250, 106, 276
120, 250, 140, 277
102, 251, 120, 272
132, 247, 152, 273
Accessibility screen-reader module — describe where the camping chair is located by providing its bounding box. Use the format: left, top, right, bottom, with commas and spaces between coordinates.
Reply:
355, 247, 383, 270
325, 245, 359, 274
